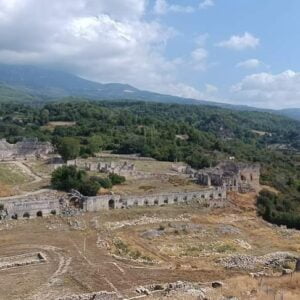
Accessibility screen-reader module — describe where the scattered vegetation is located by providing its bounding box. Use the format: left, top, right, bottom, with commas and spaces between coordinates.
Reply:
1, 100, 300, 227
51, 165, 126, 196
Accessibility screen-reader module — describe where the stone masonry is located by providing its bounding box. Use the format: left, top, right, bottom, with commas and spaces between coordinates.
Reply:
195, 161, 260, 193
84, 187, 227, 212
0, 138, 54, 160
0, 190, 61, 220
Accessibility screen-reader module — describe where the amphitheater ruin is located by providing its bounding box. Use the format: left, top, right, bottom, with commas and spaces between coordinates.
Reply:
0, 138, 54, 160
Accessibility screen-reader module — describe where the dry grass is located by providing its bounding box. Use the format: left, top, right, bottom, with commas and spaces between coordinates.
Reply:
42, 121, 76, 132
0, 163, 31, 186
112, 177, 204, 196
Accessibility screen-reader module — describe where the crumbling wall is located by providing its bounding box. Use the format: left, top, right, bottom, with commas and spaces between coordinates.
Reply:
195, 161, 260, 193
0, 190, 61, 219
84, 187, 227, 212
67, 159, 135, 176
0, 138, 54, 160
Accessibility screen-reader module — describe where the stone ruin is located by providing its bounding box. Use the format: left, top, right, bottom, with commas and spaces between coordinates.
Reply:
67, 159, 135, 176
0, 252, 47, 270
194, 161, 260, 193
57, 292, 121, 300
0, 190, 61, 220
83, 187, 227, 212
0, 138, 54, 160
0, 187, 227, 220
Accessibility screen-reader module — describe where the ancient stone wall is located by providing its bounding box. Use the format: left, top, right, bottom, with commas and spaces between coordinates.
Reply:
84, 187, 227, 212
0, 190, 61, 219
67, 159, 172, 179
67, 159, 135, 176
0, 186, 227, 220
195, 161, 260, 193
0, 138, 54, 161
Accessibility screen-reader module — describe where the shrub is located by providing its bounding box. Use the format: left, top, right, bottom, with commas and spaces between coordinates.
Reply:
51, 165, 86, 191
79, 179, 100, 196
109, 173, 126, 185
91, 176, 113, 189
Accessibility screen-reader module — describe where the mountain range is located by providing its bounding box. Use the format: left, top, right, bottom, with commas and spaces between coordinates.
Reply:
0, 64, 299, 120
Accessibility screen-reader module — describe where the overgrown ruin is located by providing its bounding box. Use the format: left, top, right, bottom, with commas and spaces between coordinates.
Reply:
0, 138, 54, 160
194, 161, 260, 193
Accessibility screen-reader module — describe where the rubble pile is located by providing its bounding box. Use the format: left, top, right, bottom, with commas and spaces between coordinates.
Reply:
56, 291, 121, 300
68, 219, 87, 231
135, 280, 224, 299
105, 214, 191, 230
218, 252, 297, 270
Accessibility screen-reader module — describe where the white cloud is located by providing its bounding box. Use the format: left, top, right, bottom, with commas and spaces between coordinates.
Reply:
0, 0, 210, 99
167, 82, 218, 101
205, 83, 218, 94
231, 70, 300, 109
195, 33, 209, 47
199, 0, 215, 9
236, 59, 262, 69
217, 32, 260, 51
191, 48, 208, 70
154, 0, 195, 15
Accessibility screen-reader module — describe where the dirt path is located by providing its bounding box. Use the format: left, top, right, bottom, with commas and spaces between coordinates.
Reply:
12, 161, 42, 184
0, 188, 52, 200
0, 160, 43, 184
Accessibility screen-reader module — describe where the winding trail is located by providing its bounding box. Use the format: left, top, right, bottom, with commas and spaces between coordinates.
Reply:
0, 160, 46, 200
12, 161, 42, 184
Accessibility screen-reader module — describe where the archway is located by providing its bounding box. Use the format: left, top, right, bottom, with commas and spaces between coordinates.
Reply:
154, 199, 159, 205
36, 211, 43, 217
12, 214, 18, 220
108, 199, 115, 209
23, 212, 30, 218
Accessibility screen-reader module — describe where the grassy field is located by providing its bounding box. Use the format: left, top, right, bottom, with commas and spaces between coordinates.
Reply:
42, 121, 76, 132
0, 163, 31, 185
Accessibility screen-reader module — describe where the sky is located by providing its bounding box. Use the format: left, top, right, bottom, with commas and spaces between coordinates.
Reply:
0, 0, 299, 109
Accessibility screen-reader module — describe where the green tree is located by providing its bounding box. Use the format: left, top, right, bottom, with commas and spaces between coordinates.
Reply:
88, 135, 103, 154
79, 179, 100, 196
51, 165, 86, 191
39, 109, 49, 125
57, 137, 80, 161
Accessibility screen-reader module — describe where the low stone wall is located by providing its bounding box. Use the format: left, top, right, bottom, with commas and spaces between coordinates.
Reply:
0, 190, 61, 219
84, 187, 227, 212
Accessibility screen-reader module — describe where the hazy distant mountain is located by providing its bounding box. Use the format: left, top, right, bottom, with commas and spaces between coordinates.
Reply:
276, 108, 300, 121
0, 64, 299, 121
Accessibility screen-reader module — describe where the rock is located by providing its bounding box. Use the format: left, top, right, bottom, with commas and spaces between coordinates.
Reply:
282, 268, 293, 275
136, 286, 151, 295
218, 252, 297, 271
212, 281, 223, 288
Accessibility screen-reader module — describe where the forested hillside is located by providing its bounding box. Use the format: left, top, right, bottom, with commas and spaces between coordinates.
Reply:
1, 100, 300, 227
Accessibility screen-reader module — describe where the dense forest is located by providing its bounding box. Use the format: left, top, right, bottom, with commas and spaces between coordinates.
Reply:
1, 100, 300, 227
